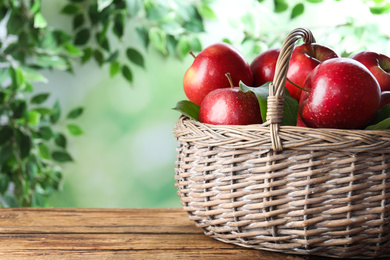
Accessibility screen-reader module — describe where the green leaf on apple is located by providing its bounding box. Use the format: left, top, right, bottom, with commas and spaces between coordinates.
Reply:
365, 104, 390, 130
239, 81, 298, 126
173, 100, 200, 121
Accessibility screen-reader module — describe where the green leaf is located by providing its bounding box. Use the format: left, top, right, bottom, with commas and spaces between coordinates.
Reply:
21, 70, 48, 83
177, 37, 190, 60
28, 110, 41, 125
110, 61, 121, 77
31, 93, 50, 104
97, 0, 113, 11
189, 36, 202, 52
122, 65, 133, 84
81, 47, 93, 64
149, 27, 167, 55
160, 21, 184, 35
67, 124, 83, 136
73, 13, 85, 30
365, 104, 390, 130
61, 3, 80, 14
12, 100, 27, 119
135, 26, 149, 48
95, 32, 110, 51
239, 82, 298, 126
305, 0, 323, 2
64, 43, 83, 57
0, 143, 12, 165
0, 174, 10, 195
291, 3, 305, 19
54, 133, 67, 148
106, 50, 119, 63
94, 49, 104, 67
113, 12, 125, 39
67, 107, 84, 119
74, 28, 91, 45
38, 143, 50, 159
172, 100, 200, 121
274, 0, 289, 13
370, 3, 390, 14
184, 18, 205, 33
7, 11, 24, 34
52, 151, 73, 162
126, 48, 144, 68
366, 118, 390, 130
0, 126, 13, 145
34, 12, 47, 28
197, 4, 217, 19
126, 0, 142, 17
17, 129, 31, 159
39, 126, 54, 140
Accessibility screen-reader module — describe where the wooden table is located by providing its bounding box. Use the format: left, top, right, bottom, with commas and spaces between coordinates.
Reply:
0, 208, 352, 259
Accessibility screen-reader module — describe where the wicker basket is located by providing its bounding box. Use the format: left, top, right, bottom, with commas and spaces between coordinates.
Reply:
173, 27, 390, 259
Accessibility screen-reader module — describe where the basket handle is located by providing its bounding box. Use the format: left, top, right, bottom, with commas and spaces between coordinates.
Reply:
267, 27, 316, 152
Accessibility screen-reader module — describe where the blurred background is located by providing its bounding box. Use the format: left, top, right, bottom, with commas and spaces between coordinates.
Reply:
1, 0, 390, 208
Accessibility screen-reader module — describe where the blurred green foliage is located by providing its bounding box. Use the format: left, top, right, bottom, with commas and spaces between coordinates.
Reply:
1, 0, 389, 207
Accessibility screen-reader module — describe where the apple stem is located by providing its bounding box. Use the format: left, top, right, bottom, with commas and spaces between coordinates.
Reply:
225, 73, 234, 88
286, 78, 310, 93
189, 51, 196, 59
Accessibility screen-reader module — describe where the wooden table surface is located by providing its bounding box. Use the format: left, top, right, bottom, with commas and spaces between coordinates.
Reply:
0, 208, 360, 259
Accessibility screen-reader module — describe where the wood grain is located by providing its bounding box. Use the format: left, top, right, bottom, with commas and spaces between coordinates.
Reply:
0, 208, 337, 259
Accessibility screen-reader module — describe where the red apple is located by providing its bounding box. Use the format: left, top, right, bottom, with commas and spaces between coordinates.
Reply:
299, 58, 381, 129
250, 48, 280, 87
351, 51, 390, 92
380, 91, 390, 109
183, 43, 253, 106
198, 74, 261, 125
286, 43, 338, 101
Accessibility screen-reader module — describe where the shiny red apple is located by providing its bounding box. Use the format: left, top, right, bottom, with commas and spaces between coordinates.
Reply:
198, 74, 261, 125
351, 51, 390, 92
250, 48, 280, 87
299, 58, 381, 129
183, 43, 253, 106
286, 43, 338, 101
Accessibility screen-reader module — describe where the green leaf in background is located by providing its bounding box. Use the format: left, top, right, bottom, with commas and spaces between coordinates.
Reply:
291, 3, 305, 19
39, 126, 54, 140
126, 0, 142, 18
126, 48, 145, 68
16, 129, 31, 159
113, 12, 125, 39
0, 126, 13, 145
274, 0, 289, 13
0, 174, 10, 195
28, 110, 41, 125
38, 143, 51, 159
52, 151, 73, 163
172, 100, 200, 121
50, 101, 61, 124
189, 36, 202, 52
122, 65, 133, 84
239, 81, 298, 126
81, 47, 93, 64
34, 12, 47, 28
73, 13, 85, 30
74, 28, 91, 45
54, 133, 67, 148
61, 3, 80, 14
94, 49, 104, 67
177, 37, 191, 59
31, 93, 50, 104
67, 107, 84, 119
0, 143, 12, 166
110, 61, 121, 77
197, 4, 217, 19
64, 43, 83, 57
135, 26, 150, 49
369, 2, 390, 14
149, 27, 167, 55
98, 0, 113, 12
67, 124, 83, 136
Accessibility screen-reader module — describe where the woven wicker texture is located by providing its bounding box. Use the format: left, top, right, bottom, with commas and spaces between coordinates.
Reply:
173, 28, 390, 259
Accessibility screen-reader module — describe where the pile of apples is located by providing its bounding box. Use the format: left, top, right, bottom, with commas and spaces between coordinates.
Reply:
180, 40, 390, 130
